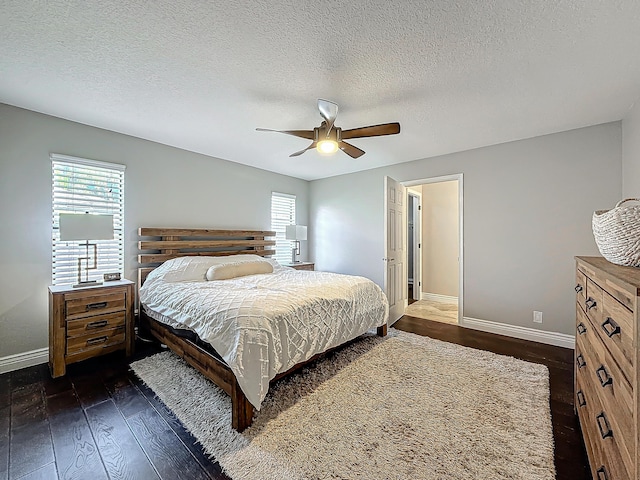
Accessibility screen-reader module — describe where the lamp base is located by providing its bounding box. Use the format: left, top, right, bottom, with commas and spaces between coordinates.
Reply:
73, 280, 103, 288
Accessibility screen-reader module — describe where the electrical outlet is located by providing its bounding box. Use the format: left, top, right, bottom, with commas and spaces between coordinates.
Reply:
533, 311, 543, 324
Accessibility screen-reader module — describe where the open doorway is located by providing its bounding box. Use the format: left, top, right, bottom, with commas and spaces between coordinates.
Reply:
404, 174, 463, 325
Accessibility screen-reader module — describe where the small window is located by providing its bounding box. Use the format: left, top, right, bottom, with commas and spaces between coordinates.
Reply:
271, 192, 296, 265
51, 154, 125, 285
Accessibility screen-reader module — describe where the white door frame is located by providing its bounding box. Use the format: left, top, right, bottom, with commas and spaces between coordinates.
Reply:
403, 174, 464, 323
407, 189, 422, 301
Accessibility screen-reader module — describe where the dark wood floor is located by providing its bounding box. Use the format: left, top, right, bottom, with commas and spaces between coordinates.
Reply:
1, 316, 590, 480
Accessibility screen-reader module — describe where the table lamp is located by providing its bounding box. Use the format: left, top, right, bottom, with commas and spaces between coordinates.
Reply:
285, 225, 307, 263
59, 213, 114, 287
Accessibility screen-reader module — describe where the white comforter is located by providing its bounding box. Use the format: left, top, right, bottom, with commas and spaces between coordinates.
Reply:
140, 258, 388, 409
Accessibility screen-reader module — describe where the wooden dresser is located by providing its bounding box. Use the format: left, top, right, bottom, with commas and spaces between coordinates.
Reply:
49, 280, 135, 377
574, 256, 639, 480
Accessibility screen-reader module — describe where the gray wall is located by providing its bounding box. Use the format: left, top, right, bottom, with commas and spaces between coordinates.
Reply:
310, 123, 622, 336
623, 99, 640, 197
0, 104, 308, 358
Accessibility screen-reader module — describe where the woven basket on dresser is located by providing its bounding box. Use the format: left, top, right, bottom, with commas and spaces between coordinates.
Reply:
592, 198, 640, 267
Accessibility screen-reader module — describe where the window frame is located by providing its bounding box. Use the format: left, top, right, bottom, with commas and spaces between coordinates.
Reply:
271, 192, 296, 265
51, 153, 125, 286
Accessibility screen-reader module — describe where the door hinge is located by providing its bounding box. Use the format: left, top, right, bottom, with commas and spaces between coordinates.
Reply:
418, 281, 421, 286
418, 243, 421, 248
418, 205, 421, 210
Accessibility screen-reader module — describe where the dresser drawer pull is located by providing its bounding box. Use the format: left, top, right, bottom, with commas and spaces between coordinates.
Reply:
576, 323, 587, 335
576, 390, 586, 407
575, 284, 583, 293
600, 317, 620, 338
596, 466, 608, 480
86, 320, 108, 330
86, 336, 108, 346
596, 412, 613, 439
595, 365, 613, 388
585, 298, 597, 310
576, 354, 586, 369
86, 301, 108, 311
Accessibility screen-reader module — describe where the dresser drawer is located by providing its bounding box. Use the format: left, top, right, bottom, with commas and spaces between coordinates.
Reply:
598, 291, 634, 383
585, 279, 604, 327
66, 311, 126, 338
576, 333, 634, 474
576, 370, 631, 480
575, 268, 587, 310
65, 290, 126, 320
66, 326, 126, 356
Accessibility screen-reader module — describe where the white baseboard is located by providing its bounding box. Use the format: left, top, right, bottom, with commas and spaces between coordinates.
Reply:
461, 316, 575, 349
0, 347, 49, 374
420, 292, 458, 304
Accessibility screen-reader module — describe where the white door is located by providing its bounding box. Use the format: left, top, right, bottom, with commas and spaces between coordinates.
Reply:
384, 176, 407, 325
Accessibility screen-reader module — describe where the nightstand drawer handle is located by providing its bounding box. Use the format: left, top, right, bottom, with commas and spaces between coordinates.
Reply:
86, 336, 108, 346
596, 412, 613, 439
595, 365, 613, 388
576, 390, 586, 407
601, 317, 620, 338
86, 301, 108, 311
575, 284, 583, 293
576, 354, 586, 369
86, 320, 108, 330
576, 322, 587, 335
596, 466, 608, 480
585, 298, 597, 310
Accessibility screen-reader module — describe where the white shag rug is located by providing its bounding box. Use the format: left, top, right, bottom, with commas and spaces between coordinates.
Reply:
130, 329, 555, 480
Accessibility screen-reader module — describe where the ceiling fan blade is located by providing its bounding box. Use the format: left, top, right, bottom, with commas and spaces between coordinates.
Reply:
256, 128, 315, 140
341, 122, 401, 139
317, 99, 338, 133
339, 141, 365, 159
289, 142, 317, 157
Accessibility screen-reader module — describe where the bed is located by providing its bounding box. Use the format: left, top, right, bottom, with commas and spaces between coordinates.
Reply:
137, 228, 389, 431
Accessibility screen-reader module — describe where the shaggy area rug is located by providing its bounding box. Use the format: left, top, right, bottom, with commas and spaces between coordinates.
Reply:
130, 329, 555, 480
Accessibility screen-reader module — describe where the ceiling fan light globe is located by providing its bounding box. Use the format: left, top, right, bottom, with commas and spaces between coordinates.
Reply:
317, 139, 339, 154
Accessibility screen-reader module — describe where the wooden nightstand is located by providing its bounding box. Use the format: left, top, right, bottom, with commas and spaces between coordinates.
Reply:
48, 279, 135, 377
285, 262, 315, 271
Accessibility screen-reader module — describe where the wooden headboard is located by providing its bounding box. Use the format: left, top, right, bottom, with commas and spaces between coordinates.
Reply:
137, 227, 276, 290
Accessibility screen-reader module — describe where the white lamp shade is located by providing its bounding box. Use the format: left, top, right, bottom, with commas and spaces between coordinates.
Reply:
285, 225, 307, 241
59, 213, 114, 241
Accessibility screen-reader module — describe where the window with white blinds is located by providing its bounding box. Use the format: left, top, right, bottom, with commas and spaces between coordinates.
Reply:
51, 154, 125, 285
271, 192, 296, 265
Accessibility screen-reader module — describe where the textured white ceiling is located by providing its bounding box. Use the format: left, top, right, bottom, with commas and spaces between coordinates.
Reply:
1, 1, 640, 180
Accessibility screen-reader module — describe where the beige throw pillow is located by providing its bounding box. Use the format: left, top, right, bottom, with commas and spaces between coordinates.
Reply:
206, 260, 273, 281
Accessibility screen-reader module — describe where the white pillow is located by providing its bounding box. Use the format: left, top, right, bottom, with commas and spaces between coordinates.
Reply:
151, 255, 272, 283
206, 261, 273, 280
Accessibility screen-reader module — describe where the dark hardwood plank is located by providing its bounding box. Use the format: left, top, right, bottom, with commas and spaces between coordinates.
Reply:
71, 372, 110, 409
0, 374, 10, 409
84, 399, 160, 480
127, 408, 211, 480
103, 373, 151, 419
0, 406, 8, 480
13, 462, 58, 480
47, 390, 108, 480
132, 377, 229, 480
9, 419, 55, 479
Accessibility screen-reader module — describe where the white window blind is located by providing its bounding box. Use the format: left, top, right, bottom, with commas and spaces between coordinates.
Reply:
51, 154, 125, 286
271, 192, 296, 265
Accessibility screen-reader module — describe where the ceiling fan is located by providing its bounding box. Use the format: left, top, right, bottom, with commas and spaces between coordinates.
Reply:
256, 99, 400, 158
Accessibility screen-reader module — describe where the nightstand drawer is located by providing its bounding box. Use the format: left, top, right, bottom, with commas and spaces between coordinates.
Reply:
66, 311, 126, 338
66, 326, 126, 356
65, 290, 126, 320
